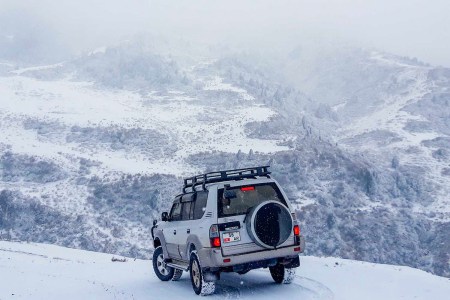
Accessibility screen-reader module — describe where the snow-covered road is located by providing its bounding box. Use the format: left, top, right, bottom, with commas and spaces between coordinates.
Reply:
0, 241, 449, 300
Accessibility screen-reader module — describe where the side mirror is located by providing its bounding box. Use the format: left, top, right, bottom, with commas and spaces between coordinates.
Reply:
153, 219, 158, 226
161, 212, 169, 222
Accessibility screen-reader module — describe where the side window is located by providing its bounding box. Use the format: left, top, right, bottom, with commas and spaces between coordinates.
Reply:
181, 201, 193, 221
170, 202, 181, 221
193, 191, 208, 220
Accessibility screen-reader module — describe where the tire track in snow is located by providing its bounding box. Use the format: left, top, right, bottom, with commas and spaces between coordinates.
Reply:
293, 275, 335, 299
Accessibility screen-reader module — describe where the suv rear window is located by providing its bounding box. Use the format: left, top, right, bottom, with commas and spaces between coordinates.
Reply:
217, 183, 287, 217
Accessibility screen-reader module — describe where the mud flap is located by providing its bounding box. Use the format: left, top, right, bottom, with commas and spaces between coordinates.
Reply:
284, 256, 300, 268
202, 270, 220, 282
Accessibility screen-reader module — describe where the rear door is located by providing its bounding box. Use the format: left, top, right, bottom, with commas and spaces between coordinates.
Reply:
217, 182, 294, 256
176, 191, 209, 261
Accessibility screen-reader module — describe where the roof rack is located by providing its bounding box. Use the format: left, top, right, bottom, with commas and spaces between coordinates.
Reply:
182, 166, 271, 193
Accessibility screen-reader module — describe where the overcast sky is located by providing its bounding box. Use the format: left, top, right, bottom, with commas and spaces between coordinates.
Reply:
1, 0, 449, 66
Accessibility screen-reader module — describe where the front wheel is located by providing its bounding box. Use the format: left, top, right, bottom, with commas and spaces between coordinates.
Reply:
189, 251, 215, 296
153, 246, 174, 281
269, 264, 296, 284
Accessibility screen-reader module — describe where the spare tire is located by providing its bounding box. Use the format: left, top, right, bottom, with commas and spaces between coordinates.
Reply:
245, 200, 293, 249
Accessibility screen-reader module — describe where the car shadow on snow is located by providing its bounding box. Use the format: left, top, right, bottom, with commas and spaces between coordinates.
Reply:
152, 269, 322, 299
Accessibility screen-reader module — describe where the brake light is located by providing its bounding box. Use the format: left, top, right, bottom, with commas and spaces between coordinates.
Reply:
211, 237, 221, 247
209, 225, 221, 248
293, 225, 300, 236
240, 186, 255, 191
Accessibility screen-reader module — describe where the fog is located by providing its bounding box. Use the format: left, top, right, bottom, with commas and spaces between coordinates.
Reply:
1, 0, 449, 66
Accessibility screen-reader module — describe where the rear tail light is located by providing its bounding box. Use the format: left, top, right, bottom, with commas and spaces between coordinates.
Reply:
293, 225, 300, 245
293, 225, 300, 236
211, 237, 221, 247
209, 224, 221, 248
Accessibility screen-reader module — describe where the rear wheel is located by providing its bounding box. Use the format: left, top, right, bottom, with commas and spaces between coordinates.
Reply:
152, 246, 174, 281
189, 251, 215, 296
269, 264, 296, 284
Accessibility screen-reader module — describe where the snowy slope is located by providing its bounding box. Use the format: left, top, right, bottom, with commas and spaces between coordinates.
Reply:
335, 53, 450, 221
0, 61, 290, 220
279, 46, 450, 222
0, 56, 294, 268
0, 74, 287, 177
1, 42, 449, 279
0, 241, 449, 300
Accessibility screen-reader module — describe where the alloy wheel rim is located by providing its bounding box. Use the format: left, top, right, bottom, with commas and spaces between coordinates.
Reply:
192, 259, 200, 288
157, 254, 168, 275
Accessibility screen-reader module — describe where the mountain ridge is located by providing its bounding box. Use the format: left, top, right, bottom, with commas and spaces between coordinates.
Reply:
0, 38, 449, 277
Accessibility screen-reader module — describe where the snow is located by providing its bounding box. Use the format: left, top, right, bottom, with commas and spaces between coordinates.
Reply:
11, 63, 64, 75
0, 241, 448, 300
292, 192, 317, 209
0, 74, 287, 177
0, 64, 292, 251
203, 76, 255, 101
89, 46, 107, 56
0, 62, 14, 67
370, 52, 423, 68
331, 101, 347, 112
337, 64, 450, 221
338, 68, 430, 142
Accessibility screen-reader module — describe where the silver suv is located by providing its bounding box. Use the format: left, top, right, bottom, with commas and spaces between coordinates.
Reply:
151, 166, 305, 295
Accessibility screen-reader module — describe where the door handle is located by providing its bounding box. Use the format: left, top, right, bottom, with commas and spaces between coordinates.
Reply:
187, 229, 190, 234
173, 230, 176, 235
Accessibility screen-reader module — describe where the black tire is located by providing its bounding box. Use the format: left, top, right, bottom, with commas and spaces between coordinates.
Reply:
269, 263, 296, 284
172, 268, 183, 281
152, 246, 174, 281
189, 251, 215, 296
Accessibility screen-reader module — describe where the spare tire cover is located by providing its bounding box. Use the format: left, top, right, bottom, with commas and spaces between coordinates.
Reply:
246, 200, 293, 249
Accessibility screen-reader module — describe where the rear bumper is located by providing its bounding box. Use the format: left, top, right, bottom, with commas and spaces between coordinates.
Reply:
198, 235, 305, 269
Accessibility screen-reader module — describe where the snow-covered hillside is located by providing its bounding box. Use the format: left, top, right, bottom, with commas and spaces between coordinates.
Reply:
0, 47, 293, 258
0, 241, 448, 300
0, 64, 287, 177
278, 46, 450, 222
1, 39, 449, 278
335, 52, 450, 221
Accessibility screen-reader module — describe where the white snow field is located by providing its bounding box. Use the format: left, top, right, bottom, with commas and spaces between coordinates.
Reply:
0, 73, 288, 177
0, 241, 448, 300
